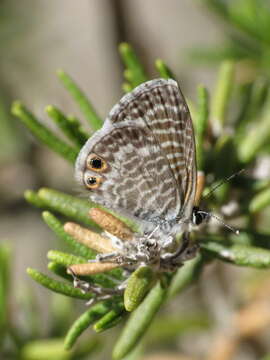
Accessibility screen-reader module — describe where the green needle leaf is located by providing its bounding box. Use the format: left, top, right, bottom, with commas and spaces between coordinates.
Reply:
42, 211, 95, 259
211, 60, 235, 129
155, 59, 175, 80
67, 114, 90, 143
57, 69, 103, 131
124, 266, 155, 312
64, 301, 113, 349
47, 250, 121, 287
47, 250, 87, 266
93, 302, 126, 333
27, 268, 93, 300
202, 242, 270, 268
24, 190, 47, 208
37, 188, 100, 229
35, 187, 138, 233
238, 96, 270, 163
194, 85, 209, 170
113, 282, 167, 360
21, 339, 69, 360
119, 43, 148, 88
48, 262, 73, 282
168, 254, 206, 298
46, 105, 86, 148
11, 101, 78, 163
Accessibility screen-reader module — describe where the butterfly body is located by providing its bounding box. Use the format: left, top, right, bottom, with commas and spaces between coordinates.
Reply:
75, 78, 199, 272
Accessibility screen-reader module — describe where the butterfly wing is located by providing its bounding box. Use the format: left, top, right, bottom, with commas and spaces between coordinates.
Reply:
108, 79, 197, 218
75, 79, 197, 231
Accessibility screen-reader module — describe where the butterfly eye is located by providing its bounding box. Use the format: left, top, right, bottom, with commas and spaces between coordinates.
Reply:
85, 175, 102, 189
86, 154, 107, 172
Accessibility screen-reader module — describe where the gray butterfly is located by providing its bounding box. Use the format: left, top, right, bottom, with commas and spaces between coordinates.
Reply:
75, 79, 203, 271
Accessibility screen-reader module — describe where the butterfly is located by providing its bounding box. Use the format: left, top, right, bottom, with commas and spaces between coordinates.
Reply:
75, 79, 205, 272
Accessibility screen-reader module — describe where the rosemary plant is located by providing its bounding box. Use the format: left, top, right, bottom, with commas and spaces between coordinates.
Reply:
10, 42, 270, 359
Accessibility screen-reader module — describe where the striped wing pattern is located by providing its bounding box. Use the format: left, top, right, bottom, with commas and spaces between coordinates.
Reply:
75, 79, 196, 232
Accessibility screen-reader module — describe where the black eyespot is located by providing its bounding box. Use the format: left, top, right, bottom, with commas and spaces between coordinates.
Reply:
86, 153, 107, 172
90, 158, 102, 169
85, 175, 103, 189
87, 177, 97, 185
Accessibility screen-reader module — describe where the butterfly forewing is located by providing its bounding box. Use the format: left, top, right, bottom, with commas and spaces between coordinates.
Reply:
75, 79, 197, 231
109, 79, 197, 216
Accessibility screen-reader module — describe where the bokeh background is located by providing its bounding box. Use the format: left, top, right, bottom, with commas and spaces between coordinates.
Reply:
1, 1, 270, 360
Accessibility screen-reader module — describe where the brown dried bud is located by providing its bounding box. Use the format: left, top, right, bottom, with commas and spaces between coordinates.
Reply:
89, 208, 134, 241
67, 262, 119, 276
64, 222, 115, 253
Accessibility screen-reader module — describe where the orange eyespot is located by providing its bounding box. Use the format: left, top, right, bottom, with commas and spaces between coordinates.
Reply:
85, 175, 103, 189
86, 153, 107, 172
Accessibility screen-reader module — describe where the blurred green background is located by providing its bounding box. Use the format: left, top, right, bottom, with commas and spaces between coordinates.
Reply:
1, 1, 270, 359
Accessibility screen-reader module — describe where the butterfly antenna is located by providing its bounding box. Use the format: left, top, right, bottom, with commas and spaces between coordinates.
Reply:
198, 210, 240, 235
147, 225, 160, 239
203, 169, 245, 201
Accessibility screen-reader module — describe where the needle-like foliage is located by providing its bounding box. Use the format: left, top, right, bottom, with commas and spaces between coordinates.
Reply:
10, 41, 270, 359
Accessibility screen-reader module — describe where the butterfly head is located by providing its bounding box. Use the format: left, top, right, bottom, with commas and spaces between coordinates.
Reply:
192, 206, 208, 226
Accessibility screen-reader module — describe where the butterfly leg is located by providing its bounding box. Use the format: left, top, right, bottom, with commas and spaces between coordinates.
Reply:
93, 252, 137, 267
94, 239, 145, 264
94, 252, 119, 262
88, 237, 162, 270
95, 238, 155, 268
69, 268, 125, 305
